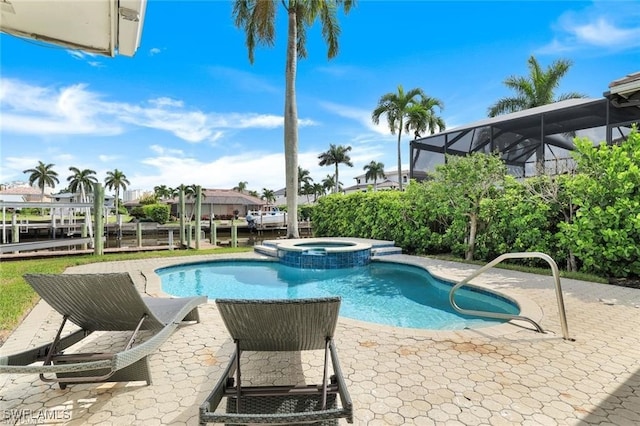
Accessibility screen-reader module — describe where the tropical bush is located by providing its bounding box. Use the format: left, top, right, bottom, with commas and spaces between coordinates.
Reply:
129, 203, 170, 224
299, 205, 314, 221
312, 128, 640, 279
144, 204, 170, 225
559, 129, 640, 277
476, 176, 557, 267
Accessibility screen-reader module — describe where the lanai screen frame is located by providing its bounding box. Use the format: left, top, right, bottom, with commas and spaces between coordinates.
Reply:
410, 97, 640, 178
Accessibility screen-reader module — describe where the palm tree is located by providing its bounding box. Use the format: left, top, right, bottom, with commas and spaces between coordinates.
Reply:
104, 169, 130, 216
154, 185, 173, 200
297, 167, 313, 195
301, 182, 315, 203
321, 174, 339, 194
23, 161, 59, 210
318, 144, 353, 194
363, 161, 386, 191
311, 182, 325, 201
372, 85, 440, 191
233, 0, 355, 238
261, 188, 276, 204
488, 55, 586, 117
405, 97, 446, 139
233, 181, 248, 193
184, 184, 205, 220
67, 167, 98, 202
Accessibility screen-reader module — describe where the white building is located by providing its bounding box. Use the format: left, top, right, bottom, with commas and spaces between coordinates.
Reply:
123, 189, 143, 203
343, 169, 409, 193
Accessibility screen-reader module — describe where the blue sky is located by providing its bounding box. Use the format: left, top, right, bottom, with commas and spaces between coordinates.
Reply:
1, 0, 639, 196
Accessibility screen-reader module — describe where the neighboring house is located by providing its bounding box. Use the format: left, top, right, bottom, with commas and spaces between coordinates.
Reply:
155, 189, 266, 219
0, 184, 52, 202
273, 188, 313, 207
343, 170, 407, 194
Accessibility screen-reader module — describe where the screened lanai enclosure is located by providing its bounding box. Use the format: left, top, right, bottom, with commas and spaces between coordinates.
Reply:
410, 73, 640, 178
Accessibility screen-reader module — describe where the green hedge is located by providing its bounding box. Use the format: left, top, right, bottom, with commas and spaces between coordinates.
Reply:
129, 203, 170, 225
311, 128, 640, 278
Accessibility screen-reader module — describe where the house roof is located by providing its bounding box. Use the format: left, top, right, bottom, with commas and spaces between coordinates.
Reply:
0, 186, 42, 196
344, 179, 399, 192
164, 189, 265, 206
606, 71, 640, 108
203, 189, 264, 205
352, 170, 409, 180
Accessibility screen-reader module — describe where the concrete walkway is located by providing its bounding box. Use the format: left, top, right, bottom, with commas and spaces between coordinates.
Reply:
1, 251, 639, 425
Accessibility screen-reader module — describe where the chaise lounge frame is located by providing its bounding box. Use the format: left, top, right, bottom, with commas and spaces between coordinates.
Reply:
199, 297, 353, 425
0, 273, 206, 389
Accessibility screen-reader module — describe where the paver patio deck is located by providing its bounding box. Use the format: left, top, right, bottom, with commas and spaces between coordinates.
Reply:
1, 250, 639, 425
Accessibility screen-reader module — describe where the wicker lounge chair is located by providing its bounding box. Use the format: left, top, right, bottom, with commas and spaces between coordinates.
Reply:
199, 297, 353, 425
0, 273, 207, 389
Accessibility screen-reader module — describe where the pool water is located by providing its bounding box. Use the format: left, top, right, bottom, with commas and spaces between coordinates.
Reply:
157, 260, 520, 330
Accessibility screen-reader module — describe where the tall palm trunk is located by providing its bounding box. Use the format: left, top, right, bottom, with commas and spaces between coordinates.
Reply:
40, 187, 45, 216
285, 6, 299, 238
115, 188, 119, 220
334, 164, 339, 193
397, 117, 404, 191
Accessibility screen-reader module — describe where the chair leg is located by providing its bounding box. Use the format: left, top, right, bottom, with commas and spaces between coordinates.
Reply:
235, 340, 242, 413
322, 338, 330, 410
39, 315, 69, 384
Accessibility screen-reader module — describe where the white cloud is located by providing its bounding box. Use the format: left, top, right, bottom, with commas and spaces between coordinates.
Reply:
149, 47, 162, 56
150, 97, 184, 108
67, 50, 97, 60
538, 3, 640, 54
571, 18, 640, 47
67, 50, 103, 67
128, 145, 385, 193
135, 151, 289, 191
0, 78, 315, 142
0, 80, 122, 136
149, 145, 185, 156
98, 154, 120, 162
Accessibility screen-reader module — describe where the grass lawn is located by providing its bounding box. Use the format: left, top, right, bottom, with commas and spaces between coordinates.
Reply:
0, 247, 252, 344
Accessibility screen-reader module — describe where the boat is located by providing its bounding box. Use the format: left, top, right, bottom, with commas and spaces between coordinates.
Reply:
246, 205, 287, 227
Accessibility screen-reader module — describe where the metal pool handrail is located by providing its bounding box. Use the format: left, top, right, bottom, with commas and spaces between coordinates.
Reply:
448, 252, 571, 340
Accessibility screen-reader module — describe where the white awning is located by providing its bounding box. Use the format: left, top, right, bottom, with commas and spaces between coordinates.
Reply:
0, 0, 146, 57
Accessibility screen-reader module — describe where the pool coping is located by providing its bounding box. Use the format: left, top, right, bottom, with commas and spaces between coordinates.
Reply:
143, 250, 544, 340
273, 237, 372, 253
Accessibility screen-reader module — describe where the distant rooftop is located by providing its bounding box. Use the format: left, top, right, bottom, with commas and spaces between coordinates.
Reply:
606, 71, 640, 108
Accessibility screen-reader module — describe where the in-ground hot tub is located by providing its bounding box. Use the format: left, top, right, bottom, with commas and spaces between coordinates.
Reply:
275, 238, 372, 269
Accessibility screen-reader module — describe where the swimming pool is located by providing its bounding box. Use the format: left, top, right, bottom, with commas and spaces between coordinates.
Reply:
157, 260, 520, 330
